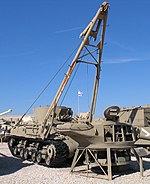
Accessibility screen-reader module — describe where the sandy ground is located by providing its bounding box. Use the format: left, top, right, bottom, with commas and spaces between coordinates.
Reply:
0, 143, 150, 184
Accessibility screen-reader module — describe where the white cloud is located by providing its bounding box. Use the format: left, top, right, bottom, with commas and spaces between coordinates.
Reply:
104, 57, 150, 64
110, 41, 136, 53
0, 51, 36, 58
55, 27, 82, 34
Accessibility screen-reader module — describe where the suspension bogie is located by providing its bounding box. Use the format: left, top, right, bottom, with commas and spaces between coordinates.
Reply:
8, 137, 69, 167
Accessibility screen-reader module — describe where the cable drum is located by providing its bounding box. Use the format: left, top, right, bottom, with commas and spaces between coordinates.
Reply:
104, 106, 120, 121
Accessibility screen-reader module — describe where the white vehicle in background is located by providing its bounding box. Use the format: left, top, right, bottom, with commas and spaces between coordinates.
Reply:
0, 109, 12, 142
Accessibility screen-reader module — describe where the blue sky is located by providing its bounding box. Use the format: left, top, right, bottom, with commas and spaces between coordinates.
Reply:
0, 0, 150, 117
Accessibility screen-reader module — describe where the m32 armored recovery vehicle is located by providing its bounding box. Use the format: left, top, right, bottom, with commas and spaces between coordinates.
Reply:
8, 2, 136, 167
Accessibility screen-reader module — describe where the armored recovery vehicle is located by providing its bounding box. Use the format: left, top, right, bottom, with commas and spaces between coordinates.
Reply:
8, 2, 136, 167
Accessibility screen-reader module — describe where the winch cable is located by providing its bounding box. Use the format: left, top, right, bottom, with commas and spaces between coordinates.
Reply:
86, 63, 90, 110
59, 42, 90, 106
18, 41, 82, 123
60, 63, 80, 106
60, 61, 91, 109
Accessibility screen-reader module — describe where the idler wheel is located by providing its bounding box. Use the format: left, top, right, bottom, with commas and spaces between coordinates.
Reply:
9, 138, 15, 147
24, 149, 29, 160
45, 144, 55, 166
36, 151, 42, 164
31, 151, 36, 162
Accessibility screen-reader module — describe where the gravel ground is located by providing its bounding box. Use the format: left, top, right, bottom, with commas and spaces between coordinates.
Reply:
0, 143, 150, 184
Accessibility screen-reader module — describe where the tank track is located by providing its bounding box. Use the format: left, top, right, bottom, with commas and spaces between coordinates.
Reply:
8, 136, 69, 167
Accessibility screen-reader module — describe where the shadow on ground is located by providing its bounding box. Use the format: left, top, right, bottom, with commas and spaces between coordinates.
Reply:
0, 153, 33, 176
87, 159, 150, 179
113, 159, 150, 179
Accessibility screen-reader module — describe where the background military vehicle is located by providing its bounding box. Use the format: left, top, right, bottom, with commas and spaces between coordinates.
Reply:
0, 109, 12, 142
8, 2, 136, 168
118, 105, 150, 151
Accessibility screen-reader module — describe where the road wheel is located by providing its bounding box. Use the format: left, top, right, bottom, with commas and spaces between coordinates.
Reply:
24, 149, 29, 160
31, 151, 36, 162
45, 154, 51, 166
36, 151, 42, 164
20, 148, 24, 159
13, 147, 18, 156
